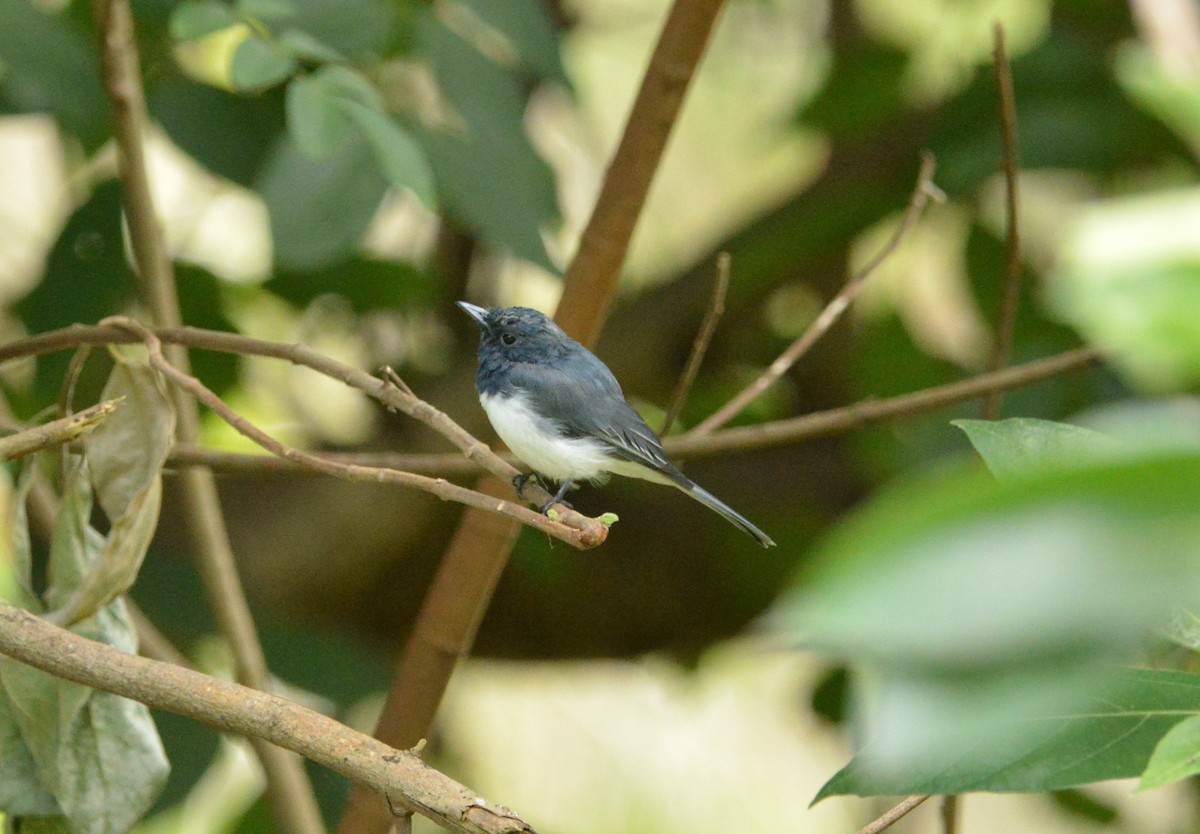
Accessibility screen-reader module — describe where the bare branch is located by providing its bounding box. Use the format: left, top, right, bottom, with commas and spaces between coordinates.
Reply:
0, 600, 535, 834
0, 399, 121, 461
89, 0, 324, 824
981, 22, 1022, 419
690, 152, 942, 437
660, 252, 731, 435
857, 796, 929, 834
104, 317, 607, 549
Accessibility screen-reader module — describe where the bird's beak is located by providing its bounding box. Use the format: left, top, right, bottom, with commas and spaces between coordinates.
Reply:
456, 301, 489, 329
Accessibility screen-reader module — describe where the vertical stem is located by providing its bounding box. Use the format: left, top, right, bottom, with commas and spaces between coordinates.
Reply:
89, 2, 325, 832
336, 2, 728, 833
981, 21, 1022, 420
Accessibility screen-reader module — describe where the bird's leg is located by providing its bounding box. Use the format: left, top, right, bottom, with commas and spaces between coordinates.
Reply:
538, 479, 574, 515
511, 471, 547, 499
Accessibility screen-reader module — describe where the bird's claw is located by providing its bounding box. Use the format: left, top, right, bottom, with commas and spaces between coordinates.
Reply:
512, 472, 546, 499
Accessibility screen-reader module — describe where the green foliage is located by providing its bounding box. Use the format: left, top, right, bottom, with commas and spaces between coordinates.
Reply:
777, 444, 1200, 798
953, 417, 1117, 477
1, 449, 169, 832
0, 0, 108, 147
817, 668, 1200, 798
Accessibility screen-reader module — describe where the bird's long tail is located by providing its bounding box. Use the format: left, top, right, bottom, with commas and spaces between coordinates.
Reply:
683, 483, 775, 548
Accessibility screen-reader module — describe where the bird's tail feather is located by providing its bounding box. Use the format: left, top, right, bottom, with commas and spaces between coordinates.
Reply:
685, 484, 775, 548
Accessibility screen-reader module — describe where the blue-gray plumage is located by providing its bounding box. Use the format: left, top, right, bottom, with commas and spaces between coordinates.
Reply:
458, 301, 775, 548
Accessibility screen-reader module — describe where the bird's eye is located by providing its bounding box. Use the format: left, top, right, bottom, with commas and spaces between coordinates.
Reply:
501, 332, 517, 346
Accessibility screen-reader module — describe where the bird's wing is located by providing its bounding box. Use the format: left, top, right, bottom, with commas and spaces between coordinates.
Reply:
507, 358, 685, 483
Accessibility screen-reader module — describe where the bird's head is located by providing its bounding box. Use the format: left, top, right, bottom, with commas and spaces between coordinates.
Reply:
457, 302, 569, 364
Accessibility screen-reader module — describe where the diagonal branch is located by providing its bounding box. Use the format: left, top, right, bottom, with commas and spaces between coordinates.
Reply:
89, 0, 325, 828
339, 3, 730, 833
660, 252, 731, 435
0, 399, 121, 460
105, 318, 606, 548
689, 153, 942, 437
0, 600, 534, 834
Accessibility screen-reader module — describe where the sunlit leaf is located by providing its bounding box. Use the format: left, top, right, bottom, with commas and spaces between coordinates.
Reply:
1140, 713, 1200, 790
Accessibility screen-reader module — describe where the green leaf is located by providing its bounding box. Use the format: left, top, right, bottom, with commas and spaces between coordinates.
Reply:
818, 668, 1200, 799
286, 73, 352, 159
236, 0, 294, 22
415, 12, 559, 271
777, 452, 1200, 792
1140, 713, 1200, 790
0, 599, 169, 834
457, 0, 567, 84
151, 78, 286, 189
230, 35, 298, 92
953, 417, 1118, 480
1049, 257, 1200, 393
0, 689, 60, 815
255, 131, 388, 269
277, 28, 346, 63
0, 0, 108, 147
169, 1, 239, 41
46, 361, 174, 628
343, 101, 436, 207
1164, 608, 1200, 653
1116, 42, 1200, 152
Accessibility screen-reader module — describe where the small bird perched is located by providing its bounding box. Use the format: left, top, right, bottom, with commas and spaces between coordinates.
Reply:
459, 302, 775, 548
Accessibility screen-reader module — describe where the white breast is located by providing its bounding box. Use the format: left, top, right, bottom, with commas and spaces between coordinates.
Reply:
480, 392, 614, 483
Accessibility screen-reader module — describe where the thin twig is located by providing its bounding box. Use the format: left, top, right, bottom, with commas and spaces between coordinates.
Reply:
857, 796, 929, 834
668, 347, 1101, 458
0, 323, 604, 539
660, 252, 731, 435
92, 0, 327, 826
0, 326, 1101, 470
981, 22, 1022, 419
0, 399, 121, 461
0, 600, 535, 834
105, 318, 607, 549
690, 152, 942, 437
941, 795, 960, 834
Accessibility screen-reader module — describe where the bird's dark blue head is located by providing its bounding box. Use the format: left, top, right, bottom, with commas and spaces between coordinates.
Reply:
458, 302, 575, 395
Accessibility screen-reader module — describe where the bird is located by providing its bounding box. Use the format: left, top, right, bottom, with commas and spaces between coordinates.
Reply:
458, 301, 775, 548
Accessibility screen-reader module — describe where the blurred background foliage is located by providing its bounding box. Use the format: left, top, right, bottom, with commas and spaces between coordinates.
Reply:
2, 0, 1200, 831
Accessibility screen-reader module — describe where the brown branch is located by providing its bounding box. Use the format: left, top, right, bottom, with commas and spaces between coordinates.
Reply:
689, 152, 942, 437
659, 251, 731, 435
857, 796, 929, 834
668, 347, 1102, 458
167, 446, 488, 477
0, 327, 1102, 470
981, 22, 1022, 420
554, 0, 727, 344
0, 399, 121, 461
164, 347, 1102, 474
105, 318, 605, 549
0, 324, 604, 540
941, 795, 959, 834
0, 600, 535, 834
340, 5, 729, 833
90, 0, 324, 827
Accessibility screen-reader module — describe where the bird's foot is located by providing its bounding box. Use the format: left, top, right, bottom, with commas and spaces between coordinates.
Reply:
538, 478, 575, 515
512, 472, 547, 500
